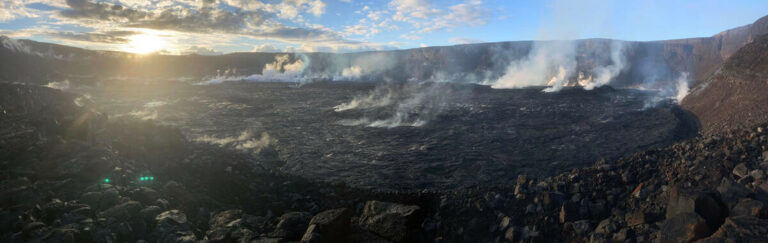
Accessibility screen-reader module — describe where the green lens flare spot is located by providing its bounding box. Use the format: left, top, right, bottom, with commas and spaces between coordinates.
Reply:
150, 176, 154, 180
104, 178, 110, 183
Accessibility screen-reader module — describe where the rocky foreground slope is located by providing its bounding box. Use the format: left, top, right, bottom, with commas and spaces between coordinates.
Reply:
2, 83, 768, 242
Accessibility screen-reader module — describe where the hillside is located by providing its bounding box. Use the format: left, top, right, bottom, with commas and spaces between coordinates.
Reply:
682, 33, 768, 135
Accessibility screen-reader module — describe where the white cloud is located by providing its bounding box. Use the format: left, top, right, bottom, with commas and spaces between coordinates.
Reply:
400, 34, 422, 40
252, 44, 281, 52
389, 0, 440, 22
1, 0, 35, 22
180, 45, 222, 55
418, 0, 489, 33
308, 0, 326, 16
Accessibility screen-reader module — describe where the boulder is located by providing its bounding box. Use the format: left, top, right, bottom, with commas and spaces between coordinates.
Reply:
594, 218, 617, 235
659, 212, 711, 242
625, 211, 647, 227
666, 187, 726, 230
300, 224, 325, 243
102, 201, 143, 221
130, 187, 160, 205
731, 198, 768, 218
209, 210, 243, 229
358, 201, 422, 242
717, 177, 752, 206
700, 216, 768, 242
307, 208, 352, 239
734, 163, 749, 178
271, 212, 312, 241
154, 210, 196, 243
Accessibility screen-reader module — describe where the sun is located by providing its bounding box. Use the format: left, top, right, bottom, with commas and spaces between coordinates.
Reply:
127, 34, 166, 54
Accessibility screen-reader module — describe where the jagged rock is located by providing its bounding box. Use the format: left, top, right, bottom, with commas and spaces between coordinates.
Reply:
560, 201, 577, 223
271, 212, 311, 240
307, 208, 352, 239
300, 224, 324, 243
503, 226, 517, 242
611, 228, 629, 243
571, 220, 591, 235
140, 206, 163, 222
700, 216, 768, 242
358, 201, 421, 242
734, 163, 749, 178
666, 187, 726, 230
102, 201, 143, 221
594, 218, 617, 235
731, 198, 768, 218
80, 185, 120, 210
209, 210, 243, 229
22, 221, 46, 236
130, 187, 160, 205
252, 238, 285, 243
625, 211, 647, 227
660, 212, 711, 242
154, 210, 196, 243
717, 177, 752, 205
40, 228, 78, 242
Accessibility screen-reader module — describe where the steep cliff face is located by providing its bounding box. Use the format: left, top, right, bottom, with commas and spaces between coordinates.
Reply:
681, 33, 768, 135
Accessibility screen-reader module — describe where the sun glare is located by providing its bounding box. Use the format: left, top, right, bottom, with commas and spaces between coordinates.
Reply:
127, 34, 166, 54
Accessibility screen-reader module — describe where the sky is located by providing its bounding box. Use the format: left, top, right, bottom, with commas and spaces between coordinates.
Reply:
1, 0, 767, 54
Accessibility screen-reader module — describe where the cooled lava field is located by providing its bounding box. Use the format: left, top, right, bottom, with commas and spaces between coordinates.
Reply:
89, 81, 699, 190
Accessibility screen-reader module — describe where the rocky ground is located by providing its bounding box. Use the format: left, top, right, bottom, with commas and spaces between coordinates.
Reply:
3, 81, 768, 242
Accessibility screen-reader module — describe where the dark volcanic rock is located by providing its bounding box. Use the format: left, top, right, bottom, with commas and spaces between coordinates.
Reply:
307, 208, 353, 239
660, 212, 711, 242
359, 201, 422, 242
271, 212, 312, 241
701, 216, 768, 242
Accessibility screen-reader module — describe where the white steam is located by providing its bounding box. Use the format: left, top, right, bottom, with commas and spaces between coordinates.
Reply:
44, 80, 71, 90
194, 130, 275, 153
333, 85, 395, 111
675, 72, 690, 103
491, 41, 576, 92
583, 41, 626, 90
641, 72, 691, 108
332, 53, 397, 81
335, 83, 449, 128
198, 54, 308, 85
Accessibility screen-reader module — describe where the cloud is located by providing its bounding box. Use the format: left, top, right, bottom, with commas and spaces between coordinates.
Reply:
389, 0, 440, 22
252, 43, 281, 52
4, 0, 404, 54
1, 0, 33, 22
308, 0, 326, 17
388, 0, 490, 34
180, 45, 222, 55
418, 0, 489, 33
47, 30, 138, 43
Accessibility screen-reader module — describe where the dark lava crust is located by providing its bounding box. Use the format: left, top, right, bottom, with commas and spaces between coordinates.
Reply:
90, 81, 697, 190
